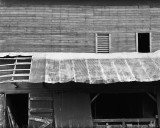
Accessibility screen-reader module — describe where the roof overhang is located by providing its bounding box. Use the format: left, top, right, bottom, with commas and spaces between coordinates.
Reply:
1, 51, 160, 84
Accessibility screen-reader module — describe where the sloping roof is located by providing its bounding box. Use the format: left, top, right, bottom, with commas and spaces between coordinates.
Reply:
1, 51, 160, 84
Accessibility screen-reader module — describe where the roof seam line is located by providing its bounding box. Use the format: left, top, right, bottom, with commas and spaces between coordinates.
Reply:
138, 59, 151, 81
85, 59, 91, 84
59, 60, 61, 83
72, 60, 76, 83
124, 59, 135, 81
112, 61, 121, 82
44, 54, 47, 83
150, 58, 160, 71
98, 60, 107, 82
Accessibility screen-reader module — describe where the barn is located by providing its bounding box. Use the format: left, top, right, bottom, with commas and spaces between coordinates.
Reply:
0, 0, 160, 127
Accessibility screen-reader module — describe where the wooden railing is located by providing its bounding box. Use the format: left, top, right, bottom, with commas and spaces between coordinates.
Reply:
93, 118, 156, 128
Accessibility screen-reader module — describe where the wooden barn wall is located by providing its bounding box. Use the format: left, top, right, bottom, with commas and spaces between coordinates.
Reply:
0, 83, 94, 128
0, 1, 160, 52
54, 92, 93, 128
0, 83, 54, 128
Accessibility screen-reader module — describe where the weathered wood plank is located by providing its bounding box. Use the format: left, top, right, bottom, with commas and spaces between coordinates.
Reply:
0, 4, 159, 52
0, 94, 4, 128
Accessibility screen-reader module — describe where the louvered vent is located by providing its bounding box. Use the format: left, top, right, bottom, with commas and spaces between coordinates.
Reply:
0, 56, 32, 83
96, 33, 110, 53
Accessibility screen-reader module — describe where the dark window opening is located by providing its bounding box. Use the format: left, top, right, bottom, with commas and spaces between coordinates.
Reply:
6, 94, 29, 128
91, 93, 157, 119
138, 33, 150, 53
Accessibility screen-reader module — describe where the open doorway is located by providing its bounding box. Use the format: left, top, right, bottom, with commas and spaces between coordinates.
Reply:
137, 33, 150, 53
91, 93, 157, 127
6, 94, 29, 128
90, 93, 157, 119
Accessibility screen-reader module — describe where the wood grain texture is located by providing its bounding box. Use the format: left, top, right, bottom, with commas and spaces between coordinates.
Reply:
0, 94, 4, 128
0, 2, 160, 52
54, 92, 93, 128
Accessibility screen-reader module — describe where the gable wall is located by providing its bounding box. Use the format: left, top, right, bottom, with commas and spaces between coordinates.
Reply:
0, 1, 160, 52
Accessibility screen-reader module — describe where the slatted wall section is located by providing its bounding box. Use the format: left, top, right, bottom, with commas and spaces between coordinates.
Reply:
96, 33, 109, 53
28, 91, 54, 128
0, 4, 159, 52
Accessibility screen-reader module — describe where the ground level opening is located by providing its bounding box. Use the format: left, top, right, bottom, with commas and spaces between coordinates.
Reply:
91, 93, 157, 119
91, 92, 157, 127
6, 94, 29, 128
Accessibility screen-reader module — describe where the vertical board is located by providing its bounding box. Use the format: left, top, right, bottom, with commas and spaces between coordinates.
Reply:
157, 87, 160, 126
0, 94, 4, 128
142, 94, 156, 118
54, 92, 93, 128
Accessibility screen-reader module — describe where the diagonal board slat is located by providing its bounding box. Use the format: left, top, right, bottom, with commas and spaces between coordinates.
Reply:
87, 59, 104, 84
140, 58, 160, 81
74, 59, 89, 83
126, 59, 150, 82
100, 59, 119, 83
113, 59, 135, 82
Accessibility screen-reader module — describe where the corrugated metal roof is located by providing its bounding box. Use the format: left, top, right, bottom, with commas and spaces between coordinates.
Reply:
1, 51, 160, 84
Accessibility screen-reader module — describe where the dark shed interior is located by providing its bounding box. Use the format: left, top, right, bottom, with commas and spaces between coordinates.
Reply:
6, 94, 28, 128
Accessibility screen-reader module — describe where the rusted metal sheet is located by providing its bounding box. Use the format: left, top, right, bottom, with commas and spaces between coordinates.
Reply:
1, 52, 160, 84
0, 94, 4, 128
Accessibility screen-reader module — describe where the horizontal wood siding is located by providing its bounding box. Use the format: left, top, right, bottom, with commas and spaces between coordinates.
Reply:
111, 32, 136, 52
0, 2, 159, 52
151, 8, 160, 52
151, 32, 160, 52
0, 83, 54, 128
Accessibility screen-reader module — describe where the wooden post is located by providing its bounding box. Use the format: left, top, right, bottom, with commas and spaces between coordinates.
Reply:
156, 86, 160, 127
0, 94, 5, 128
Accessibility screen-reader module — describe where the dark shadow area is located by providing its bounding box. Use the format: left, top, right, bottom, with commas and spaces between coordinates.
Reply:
44, 81, 157, 93
1, 0, 159, 7
138, 33, 150, 53
91, 93, 143, 119
6, 94, 28, 128
91, 93, 157, 119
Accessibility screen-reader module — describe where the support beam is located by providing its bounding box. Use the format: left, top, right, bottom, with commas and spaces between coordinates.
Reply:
91, 94, 100, 103
146, 92, 156, 102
